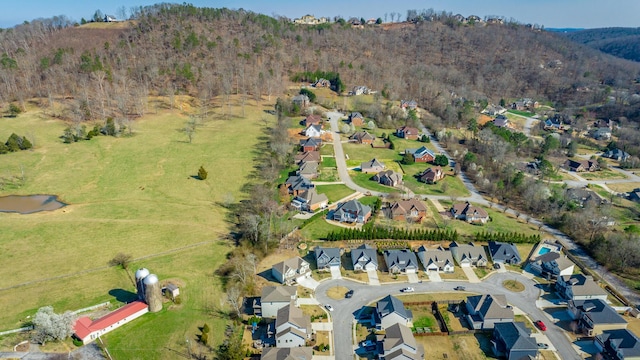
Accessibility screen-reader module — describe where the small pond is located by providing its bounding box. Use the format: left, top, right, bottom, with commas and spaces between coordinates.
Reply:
0, 195, 67, 214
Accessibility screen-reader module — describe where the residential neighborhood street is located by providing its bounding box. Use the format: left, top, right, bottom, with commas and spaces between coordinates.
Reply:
314, 272, 582, 360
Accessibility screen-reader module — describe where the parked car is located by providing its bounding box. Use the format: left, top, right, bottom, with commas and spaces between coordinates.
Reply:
325, 304, 334, 311
493, 263, 501, 270
537, 343, 549, 349
345, 289, 354, 298
535, 320, 547, 331
400, 287, 415, 293
454, 286, 466, 291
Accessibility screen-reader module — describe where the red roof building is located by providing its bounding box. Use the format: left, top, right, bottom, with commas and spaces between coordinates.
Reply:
73, 301, 149, 344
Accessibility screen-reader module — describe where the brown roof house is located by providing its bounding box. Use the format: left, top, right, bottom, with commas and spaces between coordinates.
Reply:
465, 294, 514, 330
396, 126, 420, 140
294, 151, 320, 165
275, 301, 312, 348
400, 100, 418, 110
271, 257, 311, 285
373, 170, 403, 187
291, 188, 328, 212
450, 202, 489, 224
378, 323, 424, 360
350, 131, 375, 145
417, 166, 444, 184
348, 112, 364, 126
361, 158, 385, 174
302, 114, 323, 127
387, 199, 427, 222
564, 159, 599, 172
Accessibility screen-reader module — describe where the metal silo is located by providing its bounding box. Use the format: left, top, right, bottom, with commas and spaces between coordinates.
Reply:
143, 274, 162, 312
135, 268, 150, 300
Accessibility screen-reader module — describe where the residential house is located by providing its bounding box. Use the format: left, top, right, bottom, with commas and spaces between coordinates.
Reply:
299, 137, 321, 152
351, 244, 378, 271
303, 124, 323, 138
296, 161, 318, 179
595, 329, 640, 359
293, 14, 329, 25
491, 321, 539, 360
104, 15, 117, 22
417, 166, 444, 184
350, 131, 375, 145
566, 187, 604, 207
488, 241, 522, 265
271, 257, 311, 285
400, 100, 418, 110
291, 188, 328, 212
349, 112, 365, 126
378, 323, 424, 360
374, 295, 413, 329
332, 199, 372, 224
569, 299, 628, 337
529, 252, 574, 279
466, 294, 514, 330
629, 188, 640, 203
467, 15, 482, 23
556, 274, 608, 301
544, 117, 563, 130
275, 301, 312, 348
603, 149, 630, 162
492, 115, 509, 128
294, 151, 320, 165
303, 114, 323, 127
594, 119, 614, 129
450, 202, 489, 224
73, 301, 148, 344
259, 286, 298, 318
283, 175, 314, 196
314, 247, 341, 271
396, 126, 420, 140
373, 170, 403, 187
292, 94, 310, 108
361, 158, 385, 173
564, 159, 599, 172
406, 146, 435, 163
350, 86, 372, 96
387, 199, 427, 222
416, 245, 455, 273
261, 347, 312, 360
313, 78, 331, 88
511, 98, 538, 110
482, 104, 507, 116
449, 241, 488, 267
383, 249, 419, 274
592, 127, 612, 140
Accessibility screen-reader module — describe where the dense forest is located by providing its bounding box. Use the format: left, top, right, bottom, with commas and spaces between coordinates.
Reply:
1, 3, 640, 126
563, 27, 640, 63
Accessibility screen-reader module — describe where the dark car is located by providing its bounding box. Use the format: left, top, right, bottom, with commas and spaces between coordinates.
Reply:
537, 343, 549, 349
345, 289, 354, 298
454, 286, 466, 291
493, 263, 501, 270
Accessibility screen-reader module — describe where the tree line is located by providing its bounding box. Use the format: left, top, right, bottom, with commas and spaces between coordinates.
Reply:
325, 227, 459, 241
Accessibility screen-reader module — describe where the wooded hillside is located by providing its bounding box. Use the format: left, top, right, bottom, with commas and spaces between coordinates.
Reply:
1, 4, 639, 123
563, 27, 640, 62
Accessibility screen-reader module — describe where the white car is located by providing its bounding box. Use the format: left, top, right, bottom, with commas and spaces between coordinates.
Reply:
401, 287, 415, 293
325, 304, 334, 311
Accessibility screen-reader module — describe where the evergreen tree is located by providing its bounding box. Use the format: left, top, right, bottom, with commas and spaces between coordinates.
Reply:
198, 166, 208, 180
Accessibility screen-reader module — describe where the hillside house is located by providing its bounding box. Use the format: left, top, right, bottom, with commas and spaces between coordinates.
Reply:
383, 249, 419, 274
387, 199, 427, 222
302, 114, 323, 127
603, 148, 630, 162
492, 115, 509, 128
400, 100, 418, 110
396, 126, 420, 140
373, 170, 403, 187
283, 175, 314, 196
406, 146, 435, 163
351, 244, 378, 271
350, 131, 375, 145
450, 202, 489, 224
332, 199, 371, 224
482, 104, 507, 116
348, 112, 364, 126
361, 158, 385, 173
292, 94, 310, 108
591, 127, 612, 140
313, 78, 331, 88
417, 166, 444, 184
416, 245, 455, 273
466, 294, 514, 330
271, 257, 311, 285
564, 159, 599, 172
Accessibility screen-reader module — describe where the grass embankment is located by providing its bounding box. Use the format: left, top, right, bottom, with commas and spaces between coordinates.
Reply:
0, 96, 273, 358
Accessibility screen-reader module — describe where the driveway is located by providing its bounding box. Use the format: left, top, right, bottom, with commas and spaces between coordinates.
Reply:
407, 272, 419, 283
461, 267, 481, 283
330, 266, 342, 280
426, 271, 442, 282
297, 276, 320, 290
366, 269, 380, 286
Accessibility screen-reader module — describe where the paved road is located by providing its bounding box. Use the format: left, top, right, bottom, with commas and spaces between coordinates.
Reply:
315, 272, 581, 360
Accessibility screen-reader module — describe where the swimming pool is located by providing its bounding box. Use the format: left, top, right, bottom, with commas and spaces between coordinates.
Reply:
538, 247, 551, 256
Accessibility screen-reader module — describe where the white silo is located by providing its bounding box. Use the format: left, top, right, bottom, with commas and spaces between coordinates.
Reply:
143, 274, 163, 312
135, 268, 150, 300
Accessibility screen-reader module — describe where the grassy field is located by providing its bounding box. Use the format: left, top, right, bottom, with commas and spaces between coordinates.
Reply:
0, 96, 273, 357
315, 184, 355, 203
400, 163, 470, 197
415, 333, 490, 360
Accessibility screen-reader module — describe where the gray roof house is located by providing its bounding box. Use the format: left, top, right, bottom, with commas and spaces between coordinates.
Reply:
556, 274, 608, 301
292, 94, 310, 107
379, 323, 424, 360
275, 301, 312, 348
416, 245, 455, 273
491, 322, 538, 360
351, 244, 378, 271
466, 294, 514, 330
383, 249, 419, 274
361, 158, 385, 174
332, 199, 372, 224
314, 247, 341, 271
530, 252, 575, 279
595, 329, 640, 359
296, 161, 318, 179
271, 257, 311, 285
291, 188, 328, 212
569, 299, 628, 337
284, 175, 314, 195
449, 241, 488, 267
488, 241, 522, 265
373, 170, 403, 187
260, 347, 312, 360
603, 148, 630, 162
259, 286, 298, 318
375, 295, 413, 330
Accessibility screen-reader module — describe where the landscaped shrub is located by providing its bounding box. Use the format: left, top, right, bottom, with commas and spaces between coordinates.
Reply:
326, 227, 458, 241
474, 231, 540, 243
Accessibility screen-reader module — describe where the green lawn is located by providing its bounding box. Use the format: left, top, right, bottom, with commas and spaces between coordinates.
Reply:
350, 171, 402, 194
0, 96, 272, 358
315, 184, 355, 203
399, 163, 470, 197
322, 156, 337, 167
507, 109, 535, 117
